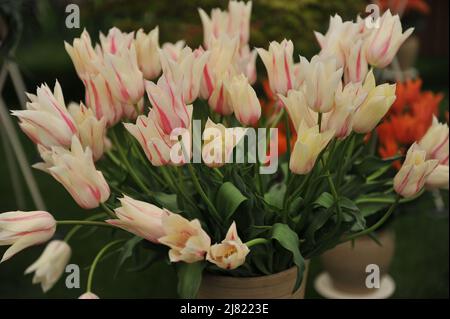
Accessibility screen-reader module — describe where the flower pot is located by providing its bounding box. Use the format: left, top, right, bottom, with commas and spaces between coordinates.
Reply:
397, 35, 420, 71
197, 263, 309, 299
319, 230, 395, 295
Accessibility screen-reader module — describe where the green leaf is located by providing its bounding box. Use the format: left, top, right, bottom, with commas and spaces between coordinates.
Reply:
177, 261, 206, 299
115, 236, 143, 277
216, 182, 247, 220
271, 223, 305, 292
314, 192, 334, 209
153, 192, 179, 212
264, 183, 286, 210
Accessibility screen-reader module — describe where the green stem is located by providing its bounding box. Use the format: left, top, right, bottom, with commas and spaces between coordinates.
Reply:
187, 163, 222, 223
63, 213, 107, 243
270, 108, 285, 129
245, 238, 269, 248
100, 202, 116, 219
57, 220, 117, 229
86, 239, 125, 293
341, 196, 400, 243
318, 112, 323, 131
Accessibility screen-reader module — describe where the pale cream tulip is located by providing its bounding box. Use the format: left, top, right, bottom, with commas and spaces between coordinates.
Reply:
290, 121, 334, 175
68, 102, 107, 161
202, 118, 247, 167
135, 27, 161, 80
0, 211, 56, 263
79, 292, 100, 299
237, 45, 257, 84
418, 117, 449, 165
12, 81, 78, 149
365, 10, 414, 68
33, 136, 110, 209
162, 40, 186, 61
98, 27, 134, 55
159, 214, 211, 263
107, 196, 170, 243
25, 240, 71, 292
343, 38, 368, 84
297, 55, 343, 113
426, 165, 449, 190
257, 39, 295, 96
64, 29, 99, 79
206, 222, 249, 270
225, 74, 261, 126
278, 90, 317, 131
352, 69, 396, 133
394, 143, 439, 198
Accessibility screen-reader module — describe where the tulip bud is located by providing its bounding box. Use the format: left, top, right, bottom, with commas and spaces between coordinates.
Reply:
202, 118, 247, 167
99, 44, 145, 105
161, 40, 186, 61
99, 27, 134, 55
344, 38, 368, 84
146, 76, 192, 135
84, 73, 124, 127
290, 121, 334, 175
418, 116, 449, 165
79, 292, 100, 299
366, 10, 414, 68
352, 69, 396, 133
64, 29, 99, 80
25, 240, 71, 292
324, 81, 368, 139
159, 46, 210, 104
135, 27, 161, 80
257, 39, 295, 96
12, 81, 78, 149
0, 211, 56, 262
237, 45, 257, 85
107, 196, 170, 243
206, 222, 249, 270
394, 143, 439, 198
225, 74, 261, 126
426, 165, 449, 190
68, 102, 107, 161
33, 136, 110, 209
159, 214, 211, 263
278, 90, 317, 132
297, 55, 343, 113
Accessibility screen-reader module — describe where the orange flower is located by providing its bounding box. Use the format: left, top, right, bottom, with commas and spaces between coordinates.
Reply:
378, 0, 430, 16
390, 78, 423, 114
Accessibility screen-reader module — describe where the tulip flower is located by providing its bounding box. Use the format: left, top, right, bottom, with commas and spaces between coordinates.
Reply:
99, 44, 145, 105
425, 165, 449, 190
237, 45, 257, 84
394, 143, 439, 198
12, 81, 78, 149
121, 98, 145, 121
352, 69, 396, 133
343, 38, 368, 84
200, 35, 239, 102
159, 214, 211, 263
146, 75, 192, 135
365, 10, 414, 68
0, 211, 56, 263
68, 102, 107, 161
418, 117, 449, 165
84, 73, 123, 127
64, 29, 99, 79
206, 221, 249, 270
98, 27, 134, 55
106, 196, 170, 243
290, 121, 335, 175
324, 81, 368, 139
25, 240, 71, 292
202, 118, 247, 167
278, 90, 317, 131
79, 292, 100, 299
33, 136, 110, 209
225, 74, 261, 126
257, 39, 295, 96
135, 27, 161, 80
159, 46, 210, 104
124, 106, 193, 166
161, 40, 186, 61
297, 55, 343, 113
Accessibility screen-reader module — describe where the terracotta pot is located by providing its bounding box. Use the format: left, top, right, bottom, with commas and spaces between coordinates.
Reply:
197, 263, 309, 299
397, 35, 420, 71
319, 230, 395, 295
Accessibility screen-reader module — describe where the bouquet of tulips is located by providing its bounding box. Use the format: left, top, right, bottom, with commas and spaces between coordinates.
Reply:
1, 1, 448, 298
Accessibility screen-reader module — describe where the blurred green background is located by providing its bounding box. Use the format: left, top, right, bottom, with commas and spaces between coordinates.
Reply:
0, 0, 448, 298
